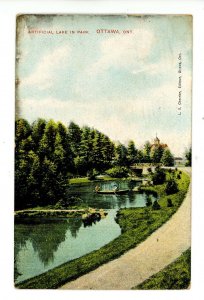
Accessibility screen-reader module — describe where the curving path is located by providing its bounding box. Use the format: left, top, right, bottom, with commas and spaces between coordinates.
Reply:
60, 168, 191, 290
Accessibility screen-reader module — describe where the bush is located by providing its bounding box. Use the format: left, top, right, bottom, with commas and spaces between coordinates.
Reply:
147, 167, 152, 174
152, 168, 166, 185
152, 200, 161, 210
165, 179, 179, 195
55, 196, 82, 208
105, 166, 129, 178
87, 169, 98, 180
146, 195, 152, 207
167, 198, 173, 207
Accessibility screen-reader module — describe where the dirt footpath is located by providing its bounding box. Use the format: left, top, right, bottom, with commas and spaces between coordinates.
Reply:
60, 168, 191, 290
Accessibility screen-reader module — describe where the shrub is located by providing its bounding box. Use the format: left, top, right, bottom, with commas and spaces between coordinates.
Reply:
152, 200, 161, 210
105, 166, 129, 178
87, 169, 99, 180
152, 168, 166, 185
146, 195, 152, 207
167, 198, 173, 207
55, 196, 82, 208
165, 179, 179, 195
147, 167, 152, 174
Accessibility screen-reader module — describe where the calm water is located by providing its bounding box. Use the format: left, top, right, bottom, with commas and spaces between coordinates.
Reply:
14, 180, 156, 283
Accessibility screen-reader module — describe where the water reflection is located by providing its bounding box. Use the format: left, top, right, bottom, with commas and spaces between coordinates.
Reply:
15, 181, 157, 284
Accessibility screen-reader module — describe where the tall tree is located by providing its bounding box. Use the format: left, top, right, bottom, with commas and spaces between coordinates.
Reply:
185, 147, 192, 166
127, 140, 137, 166
150, 145, 164, 163
115, 143, 128, 166
143, 141, 151, 163
31, 118, 47, 151
68, 121, 82, 157
161, 148, 174, 166
92, 130, 104, 171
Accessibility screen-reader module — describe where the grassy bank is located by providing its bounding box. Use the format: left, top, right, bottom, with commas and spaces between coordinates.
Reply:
133, 248, 191, 289
69, 176, 118, 184
16, 170, 190, 289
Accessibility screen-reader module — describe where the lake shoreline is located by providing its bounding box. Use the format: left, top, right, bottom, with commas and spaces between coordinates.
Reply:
15, 169, 190, 289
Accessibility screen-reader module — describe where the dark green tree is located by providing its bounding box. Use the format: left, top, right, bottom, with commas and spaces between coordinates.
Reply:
68, 121, 82, 157
143, 141, 151, 163
127, 140, 137, 166
115, 143, 128, 166
185, 147, 192, 166
152, 167, 166, 185
92, 130, 104, 171
161, 148, 174, 166
31, 118, 47, 151
150, 145, 164, 163
136, 149, 144, 163
165, 179, 179, 195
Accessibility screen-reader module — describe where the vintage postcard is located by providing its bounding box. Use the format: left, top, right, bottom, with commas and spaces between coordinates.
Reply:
15, 14, 192, 289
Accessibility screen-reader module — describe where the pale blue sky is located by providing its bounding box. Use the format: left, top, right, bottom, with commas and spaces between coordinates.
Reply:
16, 15, 192, 156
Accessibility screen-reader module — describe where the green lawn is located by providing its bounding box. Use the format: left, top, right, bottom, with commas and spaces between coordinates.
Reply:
16, 169, 190, 289
69, 176, 118, 184
134, 248, 191, 289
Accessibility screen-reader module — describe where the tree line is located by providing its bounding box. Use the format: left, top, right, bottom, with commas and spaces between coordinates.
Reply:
15, 118, 175, 209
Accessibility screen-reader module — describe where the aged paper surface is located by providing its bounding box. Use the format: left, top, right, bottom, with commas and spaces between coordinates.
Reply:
15, 14, 192, 290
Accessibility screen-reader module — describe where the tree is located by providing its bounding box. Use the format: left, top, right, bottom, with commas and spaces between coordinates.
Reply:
161, 148, 174, 166
185, 147, 192, 166
15, 119, 72, 209
101, 135, 115, 170
68, 121, 82, 157
55, 122, 74, 173
115, 143, 128, 166
38, 120, 58, 160
150, 145, 164, 163
136, 149, 144, 163
143, 141, 151, 163
92, 130, 104, 171
31, 118, 47, 151
15, 118, 31, 151
127, 140, 137, 166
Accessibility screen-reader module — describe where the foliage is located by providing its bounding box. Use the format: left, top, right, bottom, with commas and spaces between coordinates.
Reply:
143, 141, 151, 163
15, 117, 177, 209
15, 119, 70, 209
152, 200, 161, 210
135, 249, 191, 290
150, 145, 164, 163
105, 166, 129, 178
167, 198, 173, 207
145, 195, 152, 207
16, 170, 190, 289
165, 179, 179, 195
114, 143, 128, 166
161, 148, 174, 166
127, 140, 137, 165
185, 147, 192, 166
151, 167, 166, 185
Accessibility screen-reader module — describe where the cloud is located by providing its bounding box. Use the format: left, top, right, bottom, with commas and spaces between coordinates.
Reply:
21, 45, 71, 90
88, 29, 155, 75
19, 89, 191, 157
